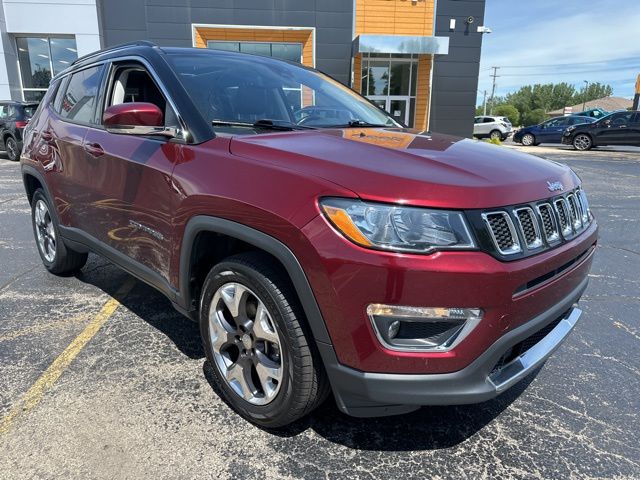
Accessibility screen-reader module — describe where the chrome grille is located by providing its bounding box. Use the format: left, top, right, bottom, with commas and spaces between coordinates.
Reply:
537, 203, 560, 243
554, 198, 572, 237
566, 194, 582, 230
514, 207, 542, 249
482, 212, 521, 254
482, 187, 593, 256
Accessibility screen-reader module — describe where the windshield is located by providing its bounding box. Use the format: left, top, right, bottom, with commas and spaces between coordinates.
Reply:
167, 51, 399, 130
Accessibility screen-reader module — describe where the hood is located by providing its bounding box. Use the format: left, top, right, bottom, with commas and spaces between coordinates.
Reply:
229, 128, 579, 209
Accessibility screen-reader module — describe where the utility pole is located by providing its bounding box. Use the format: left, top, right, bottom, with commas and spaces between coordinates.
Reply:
489, 66, 500, 114
482, 90, 488, 115
582, 80, 589, 111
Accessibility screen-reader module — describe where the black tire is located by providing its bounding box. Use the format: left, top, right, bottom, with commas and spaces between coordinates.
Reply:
489, 129, 502, 141
31, 189, 88, 274
573, 133, 592, 151
199, 252, 329, 427
5, 136, 19, 161
521, 133, 536, 146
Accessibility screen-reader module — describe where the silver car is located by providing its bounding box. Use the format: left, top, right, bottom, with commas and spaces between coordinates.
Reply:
473, 115, 513, 140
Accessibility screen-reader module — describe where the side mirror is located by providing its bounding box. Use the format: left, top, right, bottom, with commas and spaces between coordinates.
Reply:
103, 102, 176, 138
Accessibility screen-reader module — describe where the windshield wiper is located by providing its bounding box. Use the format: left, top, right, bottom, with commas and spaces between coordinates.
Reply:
321, 119, 394, 128
211, 119, 316, 130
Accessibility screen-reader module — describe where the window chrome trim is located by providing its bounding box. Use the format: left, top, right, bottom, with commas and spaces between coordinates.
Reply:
482, 211, 522, 255
514, 206, 543, 250
566, 193, 582, 231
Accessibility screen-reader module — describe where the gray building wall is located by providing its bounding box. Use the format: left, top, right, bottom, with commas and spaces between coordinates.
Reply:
430, 0, 486, 137
97, 0, 354, 85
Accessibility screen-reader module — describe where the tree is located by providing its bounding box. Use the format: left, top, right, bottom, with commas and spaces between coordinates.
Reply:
493, 104, 520, 125
575, 82, 614, 107
521, 108, 546, 126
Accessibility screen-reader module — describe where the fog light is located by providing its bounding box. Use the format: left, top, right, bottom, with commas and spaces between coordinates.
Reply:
366, 304, 483, 352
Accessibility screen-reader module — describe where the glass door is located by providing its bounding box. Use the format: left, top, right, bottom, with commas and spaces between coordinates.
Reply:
368, 97, 410, 125
361, 54, 417, 127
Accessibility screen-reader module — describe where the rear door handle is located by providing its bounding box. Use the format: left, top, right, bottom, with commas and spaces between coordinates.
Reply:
83, 142, 104, 157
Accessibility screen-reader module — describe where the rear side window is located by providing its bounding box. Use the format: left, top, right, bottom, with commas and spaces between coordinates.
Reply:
22, 104, 38, 119
57, 65, 105, 124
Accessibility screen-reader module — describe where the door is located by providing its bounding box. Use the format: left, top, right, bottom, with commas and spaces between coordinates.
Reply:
539, 117, 568, 143
45, 65, 106, 227
368, 97, 410, 126
596, 111, 636, 145
0, 103, 8, 149
80, 61, 182, 281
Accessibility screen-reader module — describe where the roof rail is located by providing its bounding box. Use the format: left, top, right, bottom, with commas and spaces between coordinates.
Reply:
71, 40, 157, 66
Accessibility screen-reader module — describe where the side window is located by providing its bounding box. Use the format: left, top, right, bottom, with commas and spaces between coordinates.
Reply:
52, 77, 70, 114
0, 104, 7, 119
610, 112, 634, 126
474, 117, 482, 124
483, 117, 494, 123
7, 105, 16, 118
58, 65, 105, 124
107, 64, 179, 128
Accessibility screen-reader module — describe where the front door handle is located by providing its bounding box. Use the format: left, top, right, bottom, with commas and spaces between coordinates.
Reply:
83, 142, 104, 157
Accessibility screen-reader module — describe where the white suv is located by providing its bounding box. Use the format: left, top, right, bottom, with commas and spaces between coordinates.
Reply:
473, 116, 512, 141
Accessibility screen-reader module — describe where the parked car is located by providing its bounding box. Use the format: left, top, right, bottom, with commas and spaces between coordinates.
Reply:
21, 42, 597, 427
514, 116, 596, 146
573, 107, 608, 119
473, 115, 512, 140
0, 100, 39, 161
562, 110, 640, 150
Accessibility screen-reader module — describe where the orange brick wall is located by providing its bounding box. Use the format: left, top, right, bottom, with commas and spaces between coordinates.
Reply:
193, 27, 315, 68
355, 0, 435, 36
414, 55, 432, 131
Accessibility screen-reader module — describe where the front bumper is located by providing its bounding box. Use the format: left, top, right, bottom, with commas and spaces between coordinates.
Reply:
561, 134, 573, 145
321, 277, 587, 417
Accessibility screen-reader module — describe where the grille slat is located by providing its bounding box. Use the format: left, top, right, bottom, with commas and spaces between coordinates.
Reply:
515, 207, 542, 249
537, 203, 560, 243
483, 212, 521, 255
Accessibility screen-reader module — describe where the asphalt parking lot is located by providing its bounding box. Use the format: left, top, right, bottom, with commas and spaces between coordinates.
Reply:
1, 145, 639, 479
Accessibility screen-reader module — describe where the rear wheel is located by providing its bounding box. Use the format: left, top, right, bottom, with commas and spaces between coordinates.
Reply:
521, 133, 535, 146
31, 189, 87, 274
573, 133, 592, 151
5, 137, 19, 161
489, 129, 502, 141
200, 252, 329, 427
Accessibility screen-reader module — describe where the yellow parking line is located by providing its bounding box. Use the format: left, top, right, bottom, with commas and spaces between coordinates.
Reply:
0, 277, 136, 435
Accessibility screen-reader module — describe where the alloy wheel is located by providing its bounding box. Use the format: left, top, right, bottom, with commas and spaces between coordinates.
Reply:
522, 134, 534, 146
6, 138, 18, 161
490, 130, 501, 140
573, 134, 591, 151
208, 282, 283, 405
34, 199, 56, 262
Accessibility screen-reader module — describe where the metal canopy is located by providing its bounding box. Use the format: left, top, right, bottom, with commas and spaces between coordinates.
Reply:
353, 34, 449, 55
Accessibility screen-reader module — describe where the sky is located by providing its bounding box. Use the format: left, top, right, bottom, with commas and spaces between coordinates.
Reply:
477, 0, 640, 106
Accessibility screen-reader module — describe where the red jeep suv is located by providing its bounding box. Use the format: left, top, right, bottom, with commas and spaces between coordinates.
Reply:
20, 42, 597, 427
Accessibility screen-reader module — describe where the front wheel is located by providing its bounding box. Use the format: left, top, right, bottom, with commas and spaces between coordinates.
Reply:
31, 189, 88, 274
200, 252, 329, 427
573, 133, 592, 151
521, 133, 535, 146
5, 137, 19, 161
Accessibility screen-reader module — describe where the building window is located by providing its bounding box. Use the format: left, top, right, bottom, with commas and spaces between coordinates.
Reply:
16, 36, 78, 102
361, 53, 418, 127
207, 41, 302, 63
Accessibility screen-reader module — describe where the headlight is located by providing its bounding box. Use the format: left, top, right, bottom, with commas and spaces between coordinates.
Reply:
319, 198, 476, 253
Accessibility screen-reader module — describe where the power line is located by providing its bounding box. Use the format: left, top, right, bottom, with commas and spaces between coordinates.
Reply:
497, 56, 640, 69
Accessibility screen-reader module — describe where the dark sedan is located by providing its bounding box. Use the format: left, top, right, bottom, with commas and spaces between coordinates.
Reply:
514, 115, 595, 146
562, 110, 640, 150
